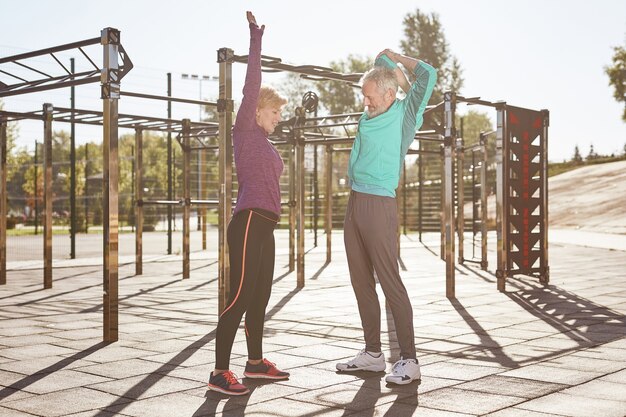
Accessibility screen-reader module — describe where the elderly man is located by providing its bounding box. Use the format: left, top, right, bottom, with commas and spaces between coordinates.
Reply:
336, 49, 437, 385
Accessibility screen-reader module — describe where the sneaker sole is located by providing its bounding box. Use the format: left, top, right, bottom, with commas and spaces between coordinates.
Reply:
336, 364, 386, 372
385, 377, 421, 386
207, 383, 250, 395
243, 372, 289, 380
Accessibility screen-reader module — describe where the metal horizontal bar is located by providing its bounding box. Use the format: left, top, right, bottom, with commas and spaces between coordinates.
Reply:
414, 134, 443, 142
301, 112, 362, 123
121, 91, 218, 107
463, 143, 485, 151
423, 104, 440, 115
231, 53, 362, 84
0, 68, 28, 83
15, 60, 52, 78
141, 200, 182, 206
0, 73, 100, 98
456, 95, 504, 108
295, 121, 359, 131
300, 137, 356, 145
0, 110, 42, 122
0, 36, 100, 64
301, 131, 345, 140
189, 145, 219, 151
190, 199, 219, 206
407, 149, 441, 155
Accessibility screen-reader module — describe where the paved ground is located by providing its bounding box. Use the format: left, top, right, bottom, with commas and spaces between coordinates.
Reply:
1, 230, 625, 416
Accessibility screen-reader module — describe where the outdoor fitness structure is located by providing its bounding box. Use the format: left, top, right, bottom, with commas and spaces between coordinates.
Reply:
0, 28, 550, 343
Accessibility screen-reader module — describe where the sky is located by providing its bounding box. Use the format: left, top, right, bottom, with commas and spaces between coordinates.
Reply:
1, 0, 625, 162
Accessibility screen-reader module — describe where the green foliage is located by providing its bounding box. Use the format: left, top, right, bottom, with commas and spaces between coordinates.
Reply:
316, 55, 372, 115
457, 111, 493, 146
572, 145, 583, 164
400, 9, 464, 106
279, 73, 316, 116
604, 44, 626, 122
456, 110, 495, 177
586, 144, 597, 161
550, 143, 626, 177
1, 101, 22, 185
549, 153, 626, 177
12, 128, 184, 232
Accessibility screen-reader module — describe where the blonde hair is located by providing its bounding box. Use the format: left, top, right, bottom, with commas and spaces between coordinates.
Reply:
258, 85, 287, 110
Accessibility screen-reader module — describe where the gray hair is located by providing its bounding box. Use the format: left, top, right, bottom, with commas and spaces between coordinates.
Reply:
360, 67, 398, 95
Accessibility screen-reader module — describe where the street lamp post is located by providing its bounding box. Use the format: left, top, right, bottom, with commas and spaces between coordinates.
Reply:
180, 73, 218, 232
181, 73, 218, 120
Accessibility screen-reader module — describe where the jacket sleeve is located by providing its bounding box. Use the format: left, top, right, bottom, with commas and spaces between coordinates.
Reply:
233, 23, 264, 136
400, 61, 437, 157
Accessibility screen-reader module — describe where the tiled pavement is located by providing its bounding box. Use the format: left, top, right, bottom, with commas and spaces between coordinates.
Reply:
0, 230, 625, 416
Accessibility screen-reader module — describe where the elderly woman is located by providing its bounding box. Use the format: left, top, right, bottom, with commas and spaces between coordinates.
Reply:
208, 11, 289, 396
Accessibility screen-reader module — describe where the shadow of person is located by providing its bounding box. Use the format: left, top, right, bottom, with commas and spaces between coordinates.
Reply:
0, 341, 109, 401
337, 370, 421, 416
383, 378, 420, 416
339, 371, 385, 416
193, 378, 276, 417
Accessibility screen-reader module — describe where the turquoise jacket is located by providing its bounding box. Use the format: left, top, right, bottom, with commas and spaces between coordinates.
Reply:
348, 60, 437, 197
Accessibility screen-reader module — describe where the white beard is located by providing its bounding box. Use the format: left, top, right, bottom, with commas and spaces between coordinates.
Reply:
365, 107, 384, 118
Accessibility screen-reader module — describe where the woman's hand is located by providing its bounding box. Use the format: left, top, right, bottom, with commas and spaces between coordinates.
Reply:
246, 11, 265, 30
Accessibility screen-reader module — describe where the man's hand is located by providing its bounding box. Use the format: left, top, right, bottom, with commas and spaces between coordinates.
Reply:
377, 49, 399, 63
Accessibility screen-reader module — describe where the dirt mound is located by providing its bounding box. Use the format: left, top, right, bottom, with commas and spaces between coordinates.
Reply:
465, 160, 626, 235
549, 160, 626, 234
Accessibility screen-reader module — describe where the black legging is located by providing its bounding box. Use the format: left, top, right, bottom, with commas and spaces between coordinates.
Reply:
215, 208, 278, 370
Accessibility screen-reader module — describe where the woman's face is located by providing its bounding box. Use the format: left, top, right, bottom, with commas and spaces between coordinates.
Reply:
256, 105, 283, 134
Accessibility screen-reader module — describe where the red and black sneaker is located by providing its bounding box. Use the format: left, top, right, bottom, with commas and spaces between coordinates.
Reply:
208, 370, 250, 395
243, 358, 290, 380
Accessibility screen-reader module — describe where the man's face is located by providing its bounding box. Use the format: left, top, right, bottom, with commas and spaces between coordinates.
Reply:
362, 80, 393, 118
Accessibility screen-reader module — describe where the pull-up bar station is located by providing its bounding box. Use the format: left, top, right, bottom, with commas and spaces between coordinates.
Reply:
0, 28, 131, 342
0, 28, 550, 344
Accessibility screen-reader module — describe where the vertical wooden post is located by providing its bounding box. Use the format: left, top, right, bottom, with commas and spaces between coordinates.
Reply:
102, 27, 121, 342
135, 128, 143, 275
325, 145, 333, 264
0, 119, 7, 285
217, 48, 234, 312
182, 119, 191, 279
495, 104, 507, 292
443, 92, 456, 299
43, 103, 53, 289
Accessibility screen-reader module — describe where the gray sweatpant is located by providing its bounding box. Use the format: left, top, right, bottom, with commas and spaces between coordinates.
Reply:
343, 190, 416, 360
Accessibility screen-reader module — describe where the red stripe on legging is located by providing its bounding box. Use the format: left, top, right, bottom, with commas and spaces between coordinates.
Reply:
220, 211, 253, 317
250, 210, 278, 223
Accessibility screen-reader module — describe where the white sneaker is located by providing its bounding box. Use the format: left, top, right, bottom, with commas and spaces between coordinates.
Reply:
336, 349, 386, 372
385, 358, 421, 385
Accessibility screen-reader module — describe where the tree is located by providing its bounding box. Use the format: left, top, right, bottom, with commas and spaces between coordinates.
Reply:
604, 44, 626, 122
587, 144, 597, 161
448, 111, 496, 191
0, 101, 21, 184
457, 111, 493, 147
572, 145, 583, 164
316, 55, 372, 115
400, 9, 464, 106
279, 73, 317, 116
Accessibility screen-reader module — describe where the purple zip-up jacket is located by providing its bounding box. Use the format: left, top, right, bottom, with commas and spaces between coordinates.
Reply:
232, 23, 284, 217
